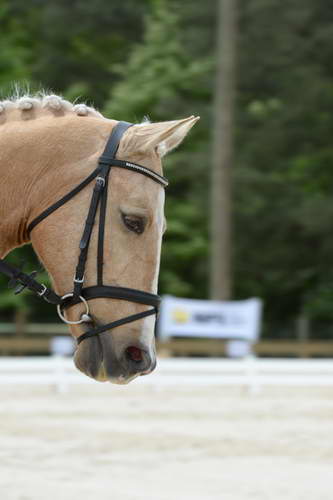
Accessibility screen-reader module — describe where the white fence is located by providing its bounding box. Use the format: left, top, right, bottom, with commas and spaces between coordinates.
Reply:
0, 356, 333, 393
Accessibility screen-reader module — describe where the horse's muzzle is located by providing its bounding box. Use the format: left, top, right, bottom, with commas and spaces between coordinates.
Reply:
73, 335, 156, 383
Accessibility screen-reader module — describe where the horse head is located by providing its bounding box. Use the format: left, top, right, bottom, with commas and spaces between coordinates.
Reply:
3, 97, 199, 383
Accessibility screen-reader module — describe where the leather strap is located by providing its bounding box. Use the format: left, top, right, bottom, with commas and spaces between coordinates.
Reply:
99, 158, 168, 187
27, 166, 101, 235
0, 259, 61, 305
73, 170, 109, 298
97, 171, 109, 285
101, 121, 133, 158
27, 122, 132, 236
62, 285, 161, 309
77, 308, 157, 344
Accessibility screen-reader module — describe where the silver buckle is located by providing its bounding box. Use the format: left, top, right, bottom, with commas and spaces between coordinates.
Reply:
37, 284, 47, 297
74, 275, 84, 284
96, 176, 105, 187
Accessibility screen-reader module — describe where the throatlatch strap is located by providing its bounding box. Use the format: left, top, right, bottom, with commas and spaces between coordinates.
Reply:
27, 166, 101, 235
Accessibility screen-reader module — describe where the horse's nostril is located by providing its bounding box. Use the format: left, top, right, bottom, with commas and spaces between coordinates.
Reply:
123, 346, 155, 376
125, 346, 144, 363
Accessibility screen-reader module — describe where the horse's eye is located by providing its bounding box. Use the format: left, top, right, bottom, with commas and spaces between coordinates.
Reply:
122, 214, 145, 234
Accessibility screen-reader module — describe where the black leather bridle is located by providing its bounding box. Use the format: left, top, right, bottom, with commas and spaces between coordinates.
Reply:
0, 121, 168, 344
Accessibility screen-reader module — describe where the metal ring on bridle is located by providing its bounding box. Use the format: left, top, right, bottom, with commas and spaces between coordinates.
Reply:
57, 293, 90, 325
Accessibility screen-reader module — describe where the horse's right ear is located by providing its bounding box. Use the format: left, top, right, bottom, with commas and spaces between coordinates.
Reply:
120, 116, 200, 157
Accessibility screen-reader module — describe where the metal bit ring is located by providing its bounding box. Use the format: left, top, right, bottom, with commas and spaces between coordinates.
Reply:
57, 293, 90, 325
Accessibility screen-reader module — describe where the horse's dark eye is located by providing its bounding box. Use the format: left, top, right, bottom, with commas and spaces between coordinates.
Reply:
122, 214, 145, 234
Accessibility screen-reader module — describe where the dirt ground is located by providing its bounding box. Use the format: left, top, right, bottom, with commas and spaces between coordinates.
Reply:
0, 381, 333, 500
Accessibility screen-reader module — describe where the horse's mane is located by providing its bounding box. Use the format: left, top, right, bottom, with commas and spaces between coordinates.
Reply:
0, 90, 104, 120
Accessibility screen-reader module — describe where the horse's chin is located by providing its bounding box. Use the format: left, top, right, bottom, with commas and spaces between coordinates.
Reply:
73, 335, 104, 380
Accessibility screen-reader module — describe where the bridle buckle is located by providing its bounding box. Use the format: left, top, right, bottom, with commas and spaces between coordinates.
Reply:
96, 176, 105, 188
37, 284, 47, 297
74, 275, 84, 284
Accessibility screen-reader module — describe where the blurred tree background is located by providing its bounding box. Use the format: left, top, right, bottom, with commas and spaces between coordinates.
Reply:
1, 0, 333, 338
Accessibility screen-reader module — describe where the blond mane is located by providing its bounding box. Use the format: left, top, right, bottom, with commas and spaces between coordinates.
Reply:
0, 92, 104, 121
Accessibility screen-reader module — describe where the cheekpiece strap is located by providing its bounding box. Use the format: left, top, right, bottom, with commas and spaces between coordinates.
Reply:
100, 121, 133, 158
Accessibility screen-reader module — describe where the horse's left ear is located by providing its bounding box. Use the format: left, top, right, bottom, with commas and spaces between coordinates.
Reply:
153, 116, 200, 157
121, 116, 200, 157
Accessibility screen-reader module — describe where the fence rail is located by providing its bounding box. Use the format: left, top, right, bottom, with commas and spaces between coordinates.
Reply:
0, 321, 333, 358
0, 356, 333, 393
1, 323, 333, 357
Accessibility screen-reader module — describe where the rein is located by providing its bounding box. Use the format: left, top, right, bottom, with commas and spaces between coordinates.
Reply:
0, 121, 168, 344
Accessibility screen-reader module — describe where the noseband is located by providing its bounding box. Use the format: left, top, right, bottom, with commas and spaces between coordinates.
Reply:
0, 121, 168, 344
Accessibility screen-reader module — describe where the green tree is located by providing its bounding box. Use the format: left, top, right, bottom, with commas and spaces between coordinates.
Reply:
0, 0, 152, 104
104, 0, 210, 297
0, 1, 33, 92
234, 0, 333, 330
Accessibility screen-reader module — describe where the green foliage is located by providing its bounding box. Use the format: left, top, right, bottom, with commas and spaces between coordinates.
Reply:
0, 0, 151, 103
233, 0, 333, 328
0, 3, 32, 91
104, 0, 211, 121
104, 0, 211, 299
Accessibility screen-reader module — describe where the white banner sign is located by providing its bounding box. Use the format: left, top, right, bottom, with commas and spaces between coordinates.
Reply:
159, 296, 262, 342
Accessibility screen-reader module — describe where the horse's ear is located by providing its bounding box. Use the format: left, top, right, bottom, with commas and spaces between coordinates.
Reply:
121, 116, 200, 157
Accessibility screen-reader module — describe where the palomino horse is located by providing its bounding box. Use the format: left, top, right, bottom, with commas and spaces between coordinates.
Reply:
0, 94, 198, 383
